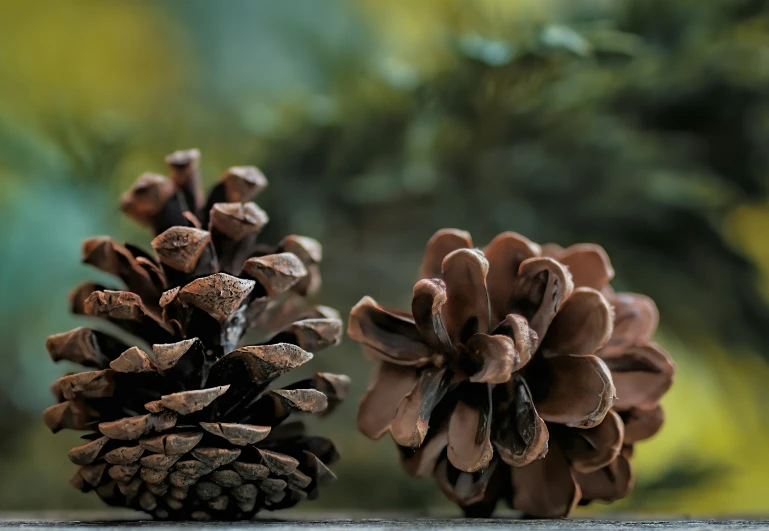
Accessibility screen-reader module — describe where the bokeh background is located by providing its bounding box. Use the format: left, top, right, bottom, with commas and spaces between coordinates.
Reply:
2, 0, 769, 516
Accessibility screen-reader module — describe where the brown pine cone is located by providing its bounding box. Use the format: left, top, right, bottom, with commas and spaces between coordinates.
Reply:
44, 149, 349, 521
349, 229, 674, 518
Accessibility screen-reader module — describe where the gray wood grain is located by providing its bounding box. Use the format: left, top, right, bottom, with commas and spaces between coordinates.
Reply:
1, 513, 769, 530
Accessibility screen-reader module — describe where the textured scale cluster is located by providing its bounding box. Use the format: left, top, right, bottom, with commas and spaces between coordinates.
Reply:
349, 229, 675, 517
44, 150, 348, 521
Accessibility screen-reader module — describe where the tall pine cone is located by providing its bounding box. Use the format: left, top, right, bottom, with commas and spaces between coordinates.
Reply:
44, 150, 348, 521
349, 229, 674, 517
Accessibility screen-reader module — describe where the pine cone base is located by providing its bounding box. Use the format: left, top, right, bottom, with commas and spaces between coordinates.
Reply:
68, 428, 335, 521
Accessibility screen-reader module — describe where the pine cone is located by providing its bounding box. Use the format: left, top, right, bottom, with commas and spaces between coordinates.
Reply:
44, 149, 349, 521
349, 229, 674, 518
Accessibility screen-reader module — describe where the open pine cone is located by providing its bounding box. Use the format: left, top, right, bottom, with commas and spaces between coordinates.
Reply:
44, 150, 348, 521
348, 229, 675, 517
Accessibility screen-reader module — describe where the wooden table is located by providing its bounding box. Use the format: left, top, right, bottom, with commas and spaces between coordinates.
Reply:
1, 513, 768, 530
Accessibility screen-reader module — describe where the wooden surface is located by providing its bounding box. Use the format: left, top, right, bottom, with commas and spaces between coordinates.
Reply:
1, 513, 769, 530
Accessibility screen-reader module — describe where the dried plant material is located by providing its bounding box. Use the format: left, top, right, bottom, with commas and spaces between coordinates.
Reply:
601, 343, 675, 411
278, 235, 323, 296
357, 362, 420, 440
447, 386, 493, 473
110, 347, 156, 373
151, 227, 215, 275
120, 173, 188, 234
350, 228, 675, 518
420, 229, 474, 280
178, 273, 255, 323
510, 441, 580, 518
391, 367, 449, 448
242, 252, 308, 297
204, 166, 268, 210
269, 319, 343, 353
45, 150, 346, 521
348, 297, 433, 366
210, 203, 268, 242
563, 410, 624, 474
528, 354, 615, 429
165, 149, 204, 213
200, 423, 271, 446
493, 374, 548, 468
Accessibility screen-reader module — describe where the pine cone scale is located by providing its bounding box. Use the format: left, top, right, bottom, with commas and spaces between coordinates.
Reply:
528, 354, 615, 429
493, 374, 549, 468
602, 343, 675, 411
411, 278, 451, 352
466, 333, 519, 384
390, 366, 449, 448
510, 439, 580, 518
420, 229, 474, 280
621, 405, 665, 444
539, 288, 614, 356
440, 249, 491, 345
483, 232, 542, 325
446, 385, 494, 473
573, 446, 634, 502
357, 361, 420, 440
561, 410, 624, 475
348, 297, 434, 366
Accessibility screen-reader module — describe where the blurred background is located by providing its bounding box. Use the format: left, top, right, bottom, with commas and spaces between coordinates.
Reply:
2, 0, 769, 516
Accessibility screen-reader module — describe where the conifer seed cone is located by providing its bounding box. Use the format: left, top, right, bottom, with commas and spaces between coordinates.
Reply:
45, 149, 349, 521
349, 229, 675, 518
